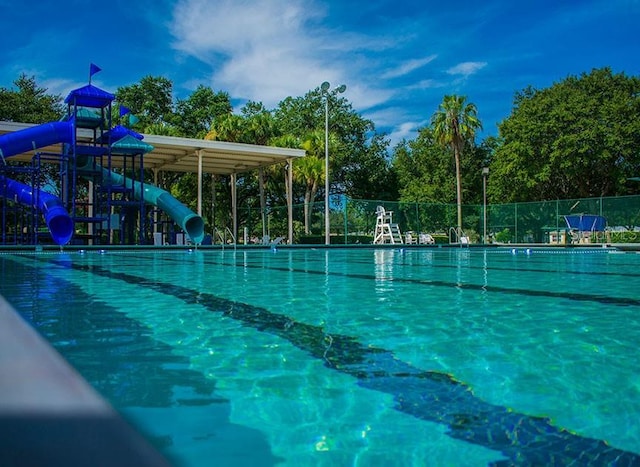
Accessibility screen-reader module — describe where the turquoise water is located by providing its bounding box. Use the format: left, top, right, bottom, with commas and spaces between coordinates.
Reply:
1, 247, 640, 466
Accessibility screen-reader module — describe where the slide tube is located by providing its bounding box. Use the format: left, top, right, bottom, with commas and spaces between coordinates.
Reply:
77, 156, 205, 244
0, 176, 74, 245
0, 122, 76, 245
0, 121, 74, 160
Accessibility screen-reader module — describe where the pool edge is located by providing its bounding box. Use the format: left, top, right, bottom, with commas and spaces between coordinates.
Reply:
0, 295, 173, 467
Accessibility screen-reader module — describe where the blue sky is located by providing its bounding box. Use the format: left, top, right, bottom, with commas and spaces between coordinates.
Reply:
1, 0, 638, 147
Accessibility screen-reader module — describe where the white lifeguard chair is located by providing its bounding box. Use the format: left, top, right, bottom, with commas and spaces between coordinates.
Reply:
373, 206, 403, 244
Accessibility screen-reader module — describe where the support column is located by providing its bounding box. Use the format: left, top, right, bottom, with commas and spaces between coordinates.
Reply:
231, 173, 237, 243
153, 169, 159, 234
211, 174, 216, 239
259, 167, 266, 240
197, 150, 203, 216
287, 158, 293, 244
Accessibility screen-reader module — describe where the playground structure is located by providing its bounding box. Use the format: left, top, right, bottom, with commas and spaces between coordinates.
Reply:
0, 81, 204, 246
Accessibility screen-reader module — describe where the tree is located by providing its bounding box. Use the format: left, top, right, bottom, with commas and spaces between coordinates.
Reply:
173, 85, 232, 138
393, 127, 455, 203
293, 152, 324, 234
490, 68, 640, 202
0, 74, 63, 123
274, 86, 391, 200
115, 76, 174, 129
206, 113, 245, 142
431, 95, 482, 234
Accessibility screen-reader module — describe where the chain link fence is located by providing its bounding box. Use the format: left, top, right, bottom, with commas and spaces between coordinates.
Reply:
233, 194, 640, 245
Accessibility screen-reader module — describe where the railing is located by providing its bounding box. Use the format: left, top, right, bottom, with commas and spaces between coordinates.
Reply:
214, 227, 236, 250
449, 227, 469, 247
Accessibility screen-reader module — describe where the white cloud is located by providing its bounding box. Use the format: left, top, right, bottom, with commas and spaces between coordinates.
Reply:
362, 106, 429, 148
388, 121, 420, 144
446, 61, 487, 77
170, 0, 336, 105
168, 0, 401, 111
407, 79, 442, 90
382, 55, 437, 79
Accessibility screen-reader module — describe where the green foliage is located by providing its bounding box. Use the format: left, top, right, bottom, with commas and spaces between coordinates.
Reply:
393, 127, 456, 203
173, 85, 232, 138
431, 234, 449, 244
115, 76, 174, 129
274, 86, 393, 200
495, 228, 512, 243
490, 67, 640, 202
0, 74, 63, 123
608, 231, 640, 243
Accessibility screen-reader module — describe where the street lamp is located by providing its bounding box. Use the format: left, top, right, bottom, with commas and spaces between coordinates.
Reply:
321, 81, 346, 245
482, 167, 489, 244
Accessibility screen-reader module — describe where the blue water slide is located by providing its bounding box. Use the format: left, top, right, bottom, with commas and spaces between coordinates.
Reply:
0, 121, 74, 159
0, 122, 75, 245
76, 156, 205, 244
0, 121, 205, 244
0, 176, 74, 245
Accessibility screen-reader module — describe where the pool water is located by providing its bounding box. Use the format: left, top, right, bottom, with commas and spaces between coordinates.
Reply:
1, 247, 639, 466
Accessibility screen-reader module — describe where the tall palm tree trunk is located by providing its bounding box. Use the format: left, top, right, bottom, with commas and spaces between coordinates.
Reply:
454, 146, 463, 234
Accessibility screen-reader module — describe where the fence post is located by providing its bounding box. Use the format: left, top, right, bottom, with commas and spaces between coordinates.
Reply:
515, 203, 518, 243
600, 196, 603, 218
343, 194, 348, 245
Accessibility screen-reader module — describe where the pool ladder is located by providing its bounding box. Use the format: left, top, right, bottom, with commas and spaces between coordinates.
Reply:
449, 227, 470, 247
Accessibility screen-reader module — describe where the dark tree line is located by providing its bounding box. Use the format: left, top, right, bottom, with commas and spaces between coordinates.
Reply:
2, 66, 639, 228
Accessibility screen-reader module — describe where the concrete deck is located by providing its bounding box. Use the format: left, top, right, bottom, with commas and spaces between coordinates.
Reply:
0, 295, 172, 467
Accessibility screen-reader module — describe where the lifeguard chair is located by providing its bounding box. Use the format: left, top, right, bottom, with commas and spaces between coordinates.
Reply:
373, 206, 403, 244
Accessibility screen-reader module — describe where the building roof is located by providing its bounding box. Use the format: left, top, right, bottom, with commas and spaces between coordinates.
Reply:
0, 121, 305, 175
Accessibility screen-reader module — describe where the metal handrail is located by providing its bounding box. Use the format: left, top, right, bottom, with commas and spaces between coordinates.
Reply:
214, 227, 236, 250
449, 227, 469, 247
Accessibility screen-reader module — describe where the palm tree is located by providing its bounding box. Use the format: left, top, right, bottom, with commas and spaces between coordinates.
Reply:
431, 95, 482, 236
293, 155, 324, 234
205, 114, 245, 142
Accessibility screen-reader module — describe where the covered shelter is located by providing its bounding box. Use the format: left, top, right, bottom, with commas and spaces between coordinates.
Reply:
0, 121, 305, 244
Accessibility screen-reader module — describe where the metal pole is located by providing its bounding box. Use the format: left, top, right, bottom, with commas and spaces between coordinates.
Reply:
482, 167, 489, 244
483, 174, 487, 243
325, 96, 330, 245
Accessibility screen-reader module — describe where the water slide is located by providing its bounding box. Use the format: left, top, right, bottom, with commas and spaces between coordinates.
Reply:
75, 155, 204, 243
0, 175, 74, 245
0, 122, 75, 245
0, 121, 204, 244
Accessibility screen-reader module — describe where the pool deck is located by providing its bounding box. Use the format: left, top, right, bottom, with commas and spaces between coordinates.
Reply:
0, 295, 172, 467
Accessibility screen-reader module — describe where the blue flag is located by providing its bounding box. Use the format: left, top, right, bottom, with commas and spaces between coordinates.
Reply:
90, 63, 102, 76
119, 105, 131, 117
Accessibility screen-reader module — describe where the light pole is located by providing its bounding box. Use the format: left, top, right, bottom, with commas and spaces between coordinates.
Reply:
321, 81, 346, 245
482, 167, 489, 244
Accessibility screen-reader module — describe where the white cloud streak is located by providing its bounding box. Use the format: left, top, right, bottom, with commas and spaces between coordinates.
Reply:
446, 61, 487, 77
382, 55, 437, 79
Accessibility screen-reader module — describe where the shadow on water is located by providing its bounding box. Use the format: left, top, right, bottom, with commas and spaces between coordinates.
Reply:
0, 257, 282, 467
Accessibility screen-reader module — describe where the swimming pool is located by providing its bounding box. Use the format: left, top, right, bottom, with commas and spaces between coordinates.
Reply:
1, 247, 639, 466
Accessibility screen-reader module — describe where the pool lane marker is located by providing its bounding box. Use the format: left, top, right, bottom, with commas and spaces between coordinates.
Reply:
47, 258, 640, 466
